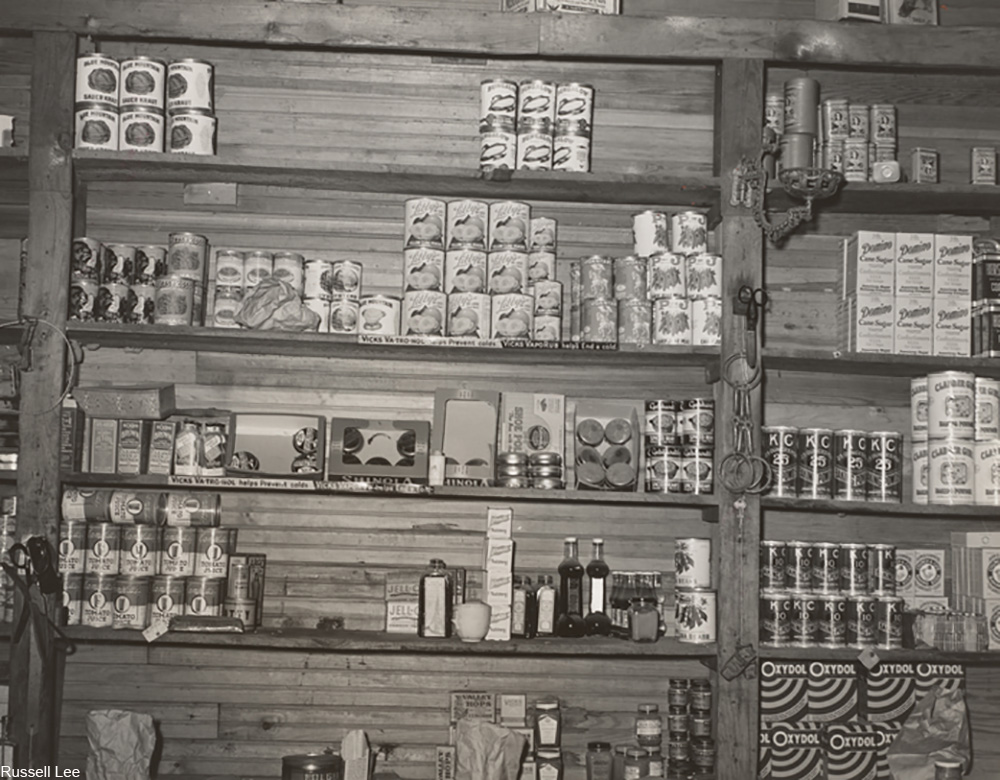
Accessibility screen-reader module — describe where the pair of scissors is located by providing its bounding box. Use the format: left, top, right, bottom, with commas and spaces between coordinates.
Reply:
737, 285, 769, 370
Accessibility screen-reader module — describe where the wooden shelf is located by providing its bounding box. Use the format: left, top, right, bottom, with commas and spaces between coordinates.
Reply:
764, 348, 1000, 378
0, 148, 28, 172
762, 496, 1000, 519
67, 321, 720, 369
770, 181, 1000, 218
759, 645, 997, 663
72, 150, 720, 207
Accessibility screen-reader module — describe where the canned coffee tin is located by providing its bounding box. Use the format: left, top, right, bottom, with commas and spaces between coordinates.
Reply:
534, 280, 562, 316
113, 575, 150, 630
479, 118, 517, 172
675, 589, 716, 644
867, 431, 903, 503
763, 425, 799, 498
552, 123, 590, 173
580, 255, 614, 300
974, 440, 1000, 506
674, 538, 711, 589
817, 592, 847, 648
329, 294, 360, 335
653, 297, 691, 345
491, 293, 533, 339
927, 371, 976, 439
912, 441, 929, 504
528, 251, 556, 285
82, 572, 116, 628
194, 527, 238, 579
120, 56, 165, 110
686, 253, 722, 299
645, 401, 679, 447
614, 255, 647, 300
68, 277, 97, 321
760, 541, 786, 591
159, 526, 196, 576
75, 102, 119, 150
869, 544, 896, 595
633, 211, 669, 258
243, 251, 272, 289
671, 212, 708, 255
303, 297, 329, 333
812, 542, 840, 593
929, 440, 975, 505
168, 109, 216, 155
185, 575, 224, 616
273, 252, 305, 294
581, 298, 616, 343
403, 290, 446, 336
797, 427, 833, 499
834, 429, 868, 501
488, 250, 528, 295
691, 296, 722, 346
529, 217, 557, 254
447, 292, 490, 338
784, 541, 813, 592
555, 83, 594, 128
71, 237, 104, 281
518, 80, 556, 124
682, 447, 713, 494
119, 524, 161, 577
976, 377, 1000, 440
150, 574, 186, 627
648, 252, 685, 299
846, 595, 877, 648
790, 592, 818, 648
759, 590, 792, 647
62, 572, 84, 626
95, 281, 130, 323
358, 295, 400, 336
86, 522, 121, 575
212, 287, 242, 328
215, 250, 245, 288
58, 521, 87, 574
480, 79, 518, 124
446, 199, 488, 252
76, 53, 120, 105
876, 596, 903, 649
445, 250, 488, 294
167, 59, 214, 113
154, 275, 195, 326
162, 491, 221, 527
119, 108, 164, 152
618, 299, 652, 345
489, 201, 530, 252
840, 543, 869, 595
516, 120, 553, 171
303, 259, 333, 300
911, 377, 928, 440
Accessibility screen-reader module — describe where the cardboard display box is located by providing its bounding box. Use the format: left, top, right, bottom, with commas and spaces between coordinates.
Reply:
572, 399, 642, 492
432, 388, 500, 486
328, 418, 430, 484
224, 413, 326, 479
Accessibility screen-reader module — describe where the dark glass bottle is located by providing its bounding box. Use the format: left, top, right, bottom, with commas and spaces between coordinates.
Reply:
556, 537, 586, 637
523, 575, 538, 639
585, 538, 612, 636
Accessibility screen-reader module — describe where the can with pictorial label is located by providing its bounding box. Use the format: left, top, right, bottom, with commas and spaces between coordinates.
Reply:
840, 543, 869, 594
150, 574, 186, 627
817, 593, 847, 648
120, 56, 165, 110
927, 371, 976, 439
75, 103, 119, 151
120, 524, 161, 577
675, 589, 716, 644
159, 526, 196, 576
867, 431, 903, 503
58, 520, 87, 574
162, 492, 221, 527
784, 541, 812, 592
62, 573, 84, 626
167, 59, 214, 113
759, 590, 791, 647
447, 292, 490, 339
633, 212, 669, 258
480, 79, 518, 124
119, 108, 164, 153
82, 572, 116, 628
652, 297, 691, 346
76, 53, 120, 105
929, 440, 975, 505
846, 595, 877, 648
763, 426, 798, 498
674, 538, 711, 589
479, 118, 516, 172
168, 109, 216, 155
516, 120, 553, 171
112, 575, 150, 630
194, 527, 238, 578
86, 523, 121, 576
912, 441, 929, 504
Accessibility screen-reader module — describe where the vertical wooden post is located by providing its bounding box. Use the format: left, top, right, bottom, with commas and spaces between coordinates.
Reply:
714, 57, 765, 780
11, 30, 76, 767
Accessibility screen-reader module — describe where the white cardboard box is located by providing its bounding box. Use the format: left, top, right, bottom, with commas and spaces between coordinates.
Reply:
932, 296, 972, 357
893, 295, 933, 355
934, 234, 974, 298
842, 231, 896, 298
486, 507, 513, 540
838, 294, 894, 354
886, 0, 938, 25
894, 233, 935, 295
816, 0, 882, 21
895, 549, 915, 597
912, 548, 946, 597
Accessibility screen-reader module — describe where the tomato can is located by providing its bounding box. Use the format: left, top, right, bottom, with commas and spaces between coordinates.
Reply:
58, 520, 87, 574
159, 526, 196, 576
647, 252, 685, 299
358, 295, 400, 336
790, 593, 819, 647
82, 572, 116, 628
760, 541, 786, 591
403, 290, 447, 336
686, 253, 722, 299
134, 245, 167, 284
168, 109, 216, 155
834, 429, 868, 501
119, 56, 165, 110
675, 588, 716, 644
927, 371, 976, 439
976, 377, 1000, 440
488, 250, 528, 295
62, 572, 84, 626
671, 212, 708, 255
329, 294, 360, 335
119, 108, 164, 153
674, 538, 711, 589
303, 297, 329, 334
71, 237, 104, 282
633, 212, 669, 258
763, 425, 799, 498
784, 541, 813, 592
816, 592, 847, 648
516, 119, 553, 171
95, 281, 130, 323
193, 527, 237, 579
529, 217, 557, 254
185, 576, 224, 616
868, 543, 896, 596
480, 79, 518, 124
167, 59, 214, 113
76, 53, 120, 105
447, 292, 490, 339
552, 122, 590, 173
117, 524, 160, 578
303, 259, 333, 300
929, 440, 974, 505
652, 297, 691, 345
154, 275, 195, 326
580, 255, 614, 300
162, 491, 221, 527
582, 298, 617, 343
68, 278, 98, 321
867, 431, 903, 503
86, 522, 121, 576
760, 590, 792, 647
489, 201, 531, 252
492, 293, 534, 340
479, 118, 516, 172
840, 543, 870, 595
797, 427, 834, 499
518, 79, 556, 124
618, 300, 652, 345
912, 441, 929, 504
75, 102, 119, 150
112, 575, 150, 630
811, 542, 840, 593
150, 574, 186, 627
876, 596, 903, 649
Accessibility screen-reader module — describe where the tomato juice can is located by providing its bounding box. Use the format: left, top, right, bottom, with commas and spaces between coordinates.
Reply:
614, 255, 647, 301
62, 572, 84, 626
58, 520, 87, 574
759, 590, 792, 647
159, 525, 196, 576
846, 595, 877, 648
108, 490, 165, 525
834, 429, 868, 501
797, 427, 833, 499
760, 541, 786, 591
112, 575, 150, 630
816, 592, 847, 648
763, 425, 799, 498
185, 575, 224, 616
86, 522, 121, 576
194, 526, 238, 579
784, 541, 813, 592
150, 574, 186, 627
82, 572, 116, 628
162, 491, 221, 527
62, 487, 112, 522
120, 523, 161, 577
811, 542, 840, 593
840, 543, 869, 594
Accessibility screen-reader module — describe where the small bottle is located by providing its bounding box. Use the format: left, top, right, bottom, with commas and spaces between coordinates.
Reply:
635, 703, 662, 747
585, 538, 612, 636
586, 741, 613, 780
428, 450, 445, 486
512, 574, 528, 637
534, 699, 562, 748
536, 575, 557, 636
0, 716, 15, 767
556, 537, 586, 638
536, 749, 563, 780
629, 596, 660, 642
200, 422, 228, 476
623, 747, 649, 780
418, 558, 452, 638
690, 679, 712, 713
173, 420, 202, 476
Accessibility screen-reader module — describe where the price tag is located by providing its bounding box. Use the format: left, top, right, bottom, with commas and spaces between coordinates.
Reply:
143, 622, 168, 643
857, 647, 880, 670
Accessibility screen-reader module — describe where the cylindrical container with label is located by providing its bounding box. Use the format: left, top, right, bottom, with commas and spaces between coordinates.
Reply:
582, 298, 617, 344
76, 53, 120, 105
329, 294, 360, 335
552, 121, 591, 173
272, 252, 305, 294
75, 102, 119, 151
62, 487, 112, 522
70, 237, 104, 282
670, 212, 708, 255
911, 377, 928, 440
556, 83, 594, 127
445, 250, 488, 295
675, 589, 716, 644
119, 524, 161, 577
783, 78, 820, 135
403, 290, 447, 337
212, 286, 243, 329
580, 255, 614, 301
633, 211, 669, 258
214, 250, 245, 289
797, 427, 833, 499
331, 259, 363, 298
303, 297, 330, 334
86, 522, 121, 576
167, 232, 208, 282
811, 542, 840, 593
529, 217, 557, 255
162, 492, 221, 527
447, 292, 490, 339
691, 296, 722, 346
159, 526, 196, 576
533, 279, 562, 318
927, 371, 976, 440
225, 597, 258, 629
614, 256, 647, 301
618, 299, 652, 345
168, 109, 217, 155
871, 104, 896, 144
154, 275, 195, 326
358, 295, 401, 336
976, 377, 1000, 441
867, 431, 903, 503
112, 575, 150, 630
682, 446, 713, 495
479, 118, 517, 172
675, 538, 711, 589
194, 527, 238, 579
488, 250, 528, 295
652, 297, 691, 345
647, 252, 686, 299
765, 94, 785, 134
480, 79, 518, 124
149, 574, 186, 627
780, 132, 814, 170
687, 253, 722, 300
760, 541, 786, 591
974, 441, 1000, 506
840, 543, 870, 595
822, 99, 850, 141
784, 541, 812, 592
120, 56, 165, 110
847, 103, 870, 140
401, 247, 444, 293
491, 293, 534, 340
834, 429, 868, 501
816, 593, 847, 648
489, 201, 531, 252
869, 543, 896, 596
185, 575, 224, 616
445, 200, 488, 252
166, 59, 214, 113
62, 572, 84, 627
876, 596, 903, 649
243, 250, 273, 289
763, 425, 798, 498
527, 251, 557, 286
119, 108, 164, 153
82, 572, 116, 628
846, 595, 877, 649
303, 259, 333, 300
58, 520, 87, 574
844, 138, 869, 183
518, 80, 557, 124
789, 593, 818, 648
126, 282, 156, 325
913, 441, 929, 504
133, 244, 166, 283
516, 119, 553, 171
95, 280, 129, 323
929, 440, 975, 505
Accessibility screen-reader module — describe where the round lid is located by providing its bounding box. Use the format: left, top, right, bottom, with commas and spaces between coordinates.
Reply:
637, 703, 659, 714
535, 699, 559, 710
625, 748, 649, 759
614, 745, 630, 755
588, 741, 611, 751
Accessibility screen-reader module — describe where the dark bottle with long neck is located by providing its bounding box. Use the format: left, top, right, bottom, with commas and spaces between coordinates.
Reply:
556, 537, 586, 637
585, 538, 612, 636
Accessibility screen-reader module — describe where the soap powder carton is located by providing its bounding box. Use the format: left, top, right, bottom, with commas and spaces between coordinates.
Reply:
806, 660, 860, 724
862, 662, 965, 728
932, 297, 972, 357
894, 233, 934, 295
837, 294, 894, 354
821, 722, 894, 780
759, 722, 823, 780
760, 659, 809, 724
893, 295, 932, 356
842, 232, 895, 299
894, 549, 915, 598
934, 235, 974, 299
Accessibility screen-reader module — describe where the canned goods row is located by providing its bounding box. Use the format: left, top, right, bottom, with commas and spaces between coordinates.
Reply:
577, 252, 722, 301
822, 138, 898, 183
214, 251, 355, 296
644, 446, 713, 495
574, 295, 721, 346
58, 520, 237, 578
495, 451, 564, 489
72, 233, 208, 285
760, 589, 903, 649
62, 488, 221, 526
763, 426, 903, 502
644, 399, 715, 447
759, 540, 896, 596
75, 103, 217, 155
911, 439, 1000, 506
403, 248, 560, 295
481, 80, 594, 130
404, 198, 556, 255
675, 588, 716, 644
912, 373, 999, 442
480, 117, 591, 173
632, 212, 710, 258
76, 54, 215, 113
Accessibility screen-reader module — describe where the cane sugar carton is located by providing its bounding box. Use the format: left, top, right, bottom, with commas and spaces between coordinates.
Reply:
842, 232, 895, 298
893, 295, 933, 356
863, 662, 965, 727
821, 722, 894, 780
932, 297, 972, 357
759, 722, 823, 780
838, 294, 894, 354
934, 235, 974, 298
912, 548, 946, 597
894, 233, 934, 295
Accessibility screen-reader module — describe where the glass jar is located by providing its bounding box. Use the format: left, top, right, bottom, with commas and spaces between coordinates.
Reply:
646, 746, 664, 778
536, 749, 563, 780
628, 596, 659, 642
612, 744, 629, 780
667, 678, 690, 708
668, 737, 691, 765
666, 705, 689, 734
690, 710, 712, 739
623, 747, 648, 780
690, 679, 712, 712
635, 703, 662, 747
586, 741, 613, 780
691, 737, 715, 773
534, 699, 562, 748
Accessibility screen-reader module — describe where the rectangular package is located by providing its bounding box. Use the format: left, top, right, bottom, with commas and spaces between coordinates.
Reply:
932, 297, 972, 357
759, 722, 823, 780
886, 0, 938, 24
837, 294, 894, 354
894, 233, 934, 295
146, 420, 176, 476
59, 399, 85, 472
893, 295, 933, 355
816, 0, 882, 21
89, 417, 119, 474
116, 419, 150, 475
912, 548, 946, 597
842, 232, 895, 298
498, 392, 565, 463
934, 235, 974, 298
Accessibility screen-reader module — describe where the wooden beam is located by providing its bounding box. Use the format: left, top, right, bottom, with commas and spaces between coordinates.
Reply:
11, 30, 76, 768
715, 58, 764, 780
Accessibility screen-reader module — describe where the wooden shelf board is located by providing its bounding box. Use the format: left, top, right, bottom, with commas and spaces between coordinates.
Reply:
764, 348, 1000, 378
0, 472, 16, 483
769, 181, 1000, 217
762, 496, 1000, 519
48, 625, 715, 657
759, 646, 997, 663
67, 322, 720, 368
72, 150, 720, 207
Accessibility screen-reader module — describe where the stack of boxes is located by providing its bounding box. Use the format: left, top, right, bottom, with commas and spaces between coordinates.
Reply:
895, 547, 948, 612
838, 230, 972, 356
950, 531, 1000, 649
484, 507, 515, 642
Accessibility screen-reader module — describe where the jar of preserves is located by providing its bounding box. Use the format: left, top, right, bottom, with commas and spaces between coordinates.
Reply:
667, 678, 690, 707
628, 596, 660, 642
690, 710, 712, 738
623, 748, 648, 780
635, 703, 662, 746
534, 699, 562, 748
691, 737, 715, 773
586, 741, 613, 780
646, 746, 664, 778
667, 705, 688, 734
536, 749, 563, 780
690, 679, 712, 712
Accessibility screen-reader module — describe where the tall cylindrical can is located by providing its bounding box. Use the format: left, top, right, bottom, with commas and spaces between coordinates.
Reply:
82, 572, 116, 628
194, 527, 238, 579
784, 541, 812, 592
759, 590, 792, 648
797, 427, 834, 499
652, 297, 691, 345
552, 121, 590, 173
816, 593, 847, 648
517, 80, 557, 125
867, 431, 903, 503
811, 542, 840, 593
480, 79, 518, 124
846, 595, 877, 649
479, 118, 517, 172
446, 199, 489, 252
403, 290, 447, 337
876, 597, 903, 649
487, 250, 528, 295
674, 538, 711, 589
760, 541, 786, 591
614, 256, 647, 301
75, 103, 119, 151
764, 95, 785, 135
488, 201, 530, 252
214, 250, 245, 289
848, 103, 870, 140
675, 589, 716, 644
763, 425, 799, 498
783, 78, 820, 135
617, 299, 652, 346
648, 252, 686, 299
445, 250, 488, 294
112, 575, 150, 630
912, 441, 929, 505
789, 593, 819, 648
580, 255, 614, 300
529, 217, 558, 254
85, 523, 121, 576
404, 197, 446, 250
871, 104, 897, 144
928, 440, 974, 505
680, 399, 714, 447
911, 377, 928, 441
927, 371, 976, 440
62, 572, 84, 627
780, 132, 814, 170
633, 211, 669, 257
516, 119, 553, 171
840, 543, 869, 595
150, 574, 186, 627
822, 99, 849, 142
686, 253, 722, 299
167, 232, 209, 281
834, 429, 868, 501
58, 520, 88, 574
303, 259, 333, 301
168, 110, 216, 155
159, 526, 197, 577
868, 544, 896, 596
581, 298, 617, 344
185, 576, 224, 616
119, 523, 161, 577
555, 83, 594, 128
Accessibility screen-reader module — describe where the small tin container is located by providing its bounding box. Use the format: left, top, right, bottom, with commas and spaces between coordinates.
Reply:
445, 249, 488, 294
614, 255, 647, 300
529, 217, 558, 254
928, 440, 975, 505
848, 103, 870, 140
618, 299, 652, 345
479, 118, 517, 172
555, 82, 594, 128
671, 212, 708, 255
166, 58, 214, 113
784, 541, 813, 592
869, 543, 896, 596
797, 427, 834, 499
162, 491, 221, 528
846, 594, 877, 648
403, 290, 447, 337
876, 596, 903, 649
533, 280, 563, 316
119, 108, 165, 152
225, 597, 258, 629
446, 199, 489, 251
331, 259, 362, 296
328, 294, 360, 335
633, 211, 669, 258
580, 255, 614, 300
527, 251, 557, 285
824, 140, 845, 173
480, 79, 518, 124
159, 526, 196, 577
75, 102, 119, 150
112, 575, 150, 630
912, 147, 939, 184
972, 147, 997, 185
185, 576, 224, 617
489, 201, 531, 252
214, 250, 245, 288
822, 99, 850, 141
871, 104, 896, 144
811, 542, 841, 593
844, 138, 869, 182
840, 543, 870, 595
552, 122, 591, 173
652, 297, 691, 345
76, 53, 120, 105
303, 259, 333, 300
582, 298, 617, 343
119, 523, 160, 577
488, 250, 528, 295
149, 574, 186, 627
447, 292, 490, 338
168, 109, 217, 155
491, 293, 533, 339
154, 275, 196, 326
927, 371, 976, 439
273, 252, 305, 294
867, 431, 903, 503
82, 572, 116, 628
648, 252, 686, 299
403, 247, 445, 293
763, 425, 799, 498
518, 80, 557, 124
911, 377, 929, 441
244, 250, 273, 289
834, 429, 868, 501
120, 56, 165, 110
816, 593, 847, 648
691, 296, 722, 346
303, 297, 330, 333
358, 295, 401, 336
516, 120, 553, 171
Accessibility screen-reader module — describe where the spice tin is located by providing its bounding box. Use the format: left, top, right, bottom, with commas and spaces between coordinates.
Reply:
303, 297, 329, 333
214, 250, 245, 289
528, 251, 557, 284
71, 237, 104, 281
447, 292, 490, 338
675, 538, 711, 589
162, 492, 221, 527
516, 120, 553, 171
822, 99, 849, 141
840, 543, 870, 595
645, 401, 679, 447
871, 104, 896, 143
972, 147, 997, 185
58, 520, 87, 574
82, 572, 116, 628
403, 290, 446, 336
86, 522, 121, 575
929, 440, 974, 505
844, 138, 869, 182
912, 147, 939, 184
194, 527, 237, 579
760, 541, 786, 591
556, 83, 594, 128
489, 201, 530, 252
581, 298, 616, 343
331, 259, 362, 299
530, 217, 557, 254
119, 108, 164, 152
534, 280, 562, 316
848, 103, 870, 140
166, 59, 214, 113
783, 78, 820, 135
974, 440, 1000, 506
789, 592, 818, 647
168, 109, 216, 155
518, 80, 557, 124
243, 250, 272, 289
976, 377, 1000, 440
675, 588, 716, 644
492, 293, 533, 339
834, 429, 868, 501
580, 255, 614, 300
480, 79, 518, 124
112, 575, 150, 630
534, 315, 561, 342
686, 253, 722, 299
868, 544, 896, 596
911, 377, 928, 440
185, 575, 224, 616
76, 53, 120, 105
120, 524, 160, 577
149, 574, 186, 627
159, 526, 196, 576
653, 297, 691, 345
62, 572, 84, 626
633, 212, 669, 258
358, 295, 400, 335
273, 252, 305, 294
618, 299, 652, 345
876, 596, 903, 649
75, 102, 119, 150
488, 250, 528, 295
784, 541, 813, 592
867, 431, 903, 503
812, 542, 841, 593
445, 250, 488, 294
647, 252, 685, 299
614, 255, 647, 300
671, 212, 708, 255
797, 427, 834, 500
817, 592, 847, 648
552, 122, 591, 173
329, 294, 360, 335
154, 275, 195, 326
846, 595, 877, 648
927, 371, 976, 439
763, 425, 798, 498
446, 199, 488, 251
119, 56, 165, 110
95, 281, 129, 323
479, 118, 517, 172
691, 296, 722, 346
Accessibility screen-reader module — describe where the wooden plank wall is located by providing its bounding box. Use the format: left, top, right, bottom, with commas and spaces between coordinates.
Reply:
0, 36, 31, 319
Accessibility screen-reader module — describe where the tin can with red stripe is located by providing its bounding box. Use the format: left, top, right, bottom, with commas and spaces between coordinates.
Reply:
784, 541, 813, 592
797, 427, 834, 499
759, 590, 792, 648
867, 431, 903, 503
868, 544, 896, 595
840, 543, 869, 594
763, 426, 799, 498
816, 593, 847, 648
876, 596, 903, 649
760, 541, 786, 591
834, 429, 868, 501
811, 542, 840, 593
846, 595, 877, 648
790, 592, 819, 647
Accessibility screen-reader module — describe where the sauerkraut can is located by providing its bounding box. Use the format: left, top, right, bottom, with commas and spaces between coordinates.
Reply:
447, 292, 490, 339
927, 371, 976, 439
120, 57, 166, 110
166, 59, 214, 113
480, 79, 518, 124
168, 109, 216, 155
119, 108, 164, 153
929, 440, 974, 505
75, 102, 119, 151
358, 295, 400, 335
405, 197, 446, 249
446, 200, 489, 252
76, 53, 120, 106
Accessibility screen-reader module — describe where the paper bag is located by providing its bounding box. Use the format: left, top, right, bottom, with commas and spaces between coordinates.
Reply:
85, 709, 157, 780
235, 278, 321, 332
886, 684, 971, 780
455, 719, 527, 780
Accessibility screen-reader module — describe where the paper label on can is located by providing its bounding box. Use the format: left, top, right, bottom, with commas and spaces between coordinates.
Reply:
76, 107, 119, 150
675, 539, 711, 589
648, 253, 685, 299
488, 251, 528, 295
479, 126, 516, 171
491, 294, 533, 339
653, 297, 691, 345
529, 218, 557, 254
329, 296, 360, 334
120, 110, 164, 152
489, 202, 530, 252
528, 252, 557, 285
403, 290, 446, 336
447, 293, 490, 339
671, 213, 708, 255
358, 296, 400, 336
168, 112, 216, 155
76, 56, 120, 104
691, 297, 722, 346
686, 254, 721, 299
404, 248, 445, 292
447, 201, 488, 251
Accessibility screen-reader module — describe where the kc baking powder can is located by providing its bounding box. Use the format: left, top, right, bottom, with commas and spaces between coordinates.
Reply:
763, 425, 798, 498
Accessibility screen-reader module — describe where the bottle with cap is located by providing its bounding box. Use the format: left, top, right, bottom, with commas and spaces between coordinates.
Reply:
556, 537, 586, 638
585, 538, 612, 636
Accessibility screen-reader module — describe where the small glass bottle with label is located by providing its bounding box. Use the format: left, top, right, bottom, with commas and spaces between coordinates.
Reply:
536, 749, 563, 780
418, 558, 452, 638
536, 575, 557, 636
534, 699, 562, 748
623, 747, 649, 780
586, 741, 613, 780
635, 703, 662, 747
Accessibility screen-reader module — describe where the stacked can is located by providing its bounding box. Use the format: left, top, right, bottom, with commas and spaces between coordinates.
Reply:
674, 538, 717, 650
763, 94, 784, 176
68, 238, 167, 325
644, 399, 715, 494
973, 238, 1000, 356
779, 78, 820, 172
160, 232, 210, 326
298, 256, 365, 335
759, 540, 902, 650
820, 98, 897, 183
495, 451, 564, 489
165, 59, 217, 155
658, 678, 715, 775
75, 53, 124, 151
762, 425, 902, 503
0, 513, 16, 622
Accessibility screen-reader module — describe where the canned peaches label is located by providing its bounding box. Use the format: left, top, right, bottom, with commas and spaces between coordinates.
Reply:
445, 250, 487, 294
404, 198, 446, 249
489, 202, 530, 251
404, 248, 445, 293
491, 294, 533, 339
447, 292, 490, 339
403, 291, 446, 336
447, 200, 488, 251
488, 251, 527, 295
